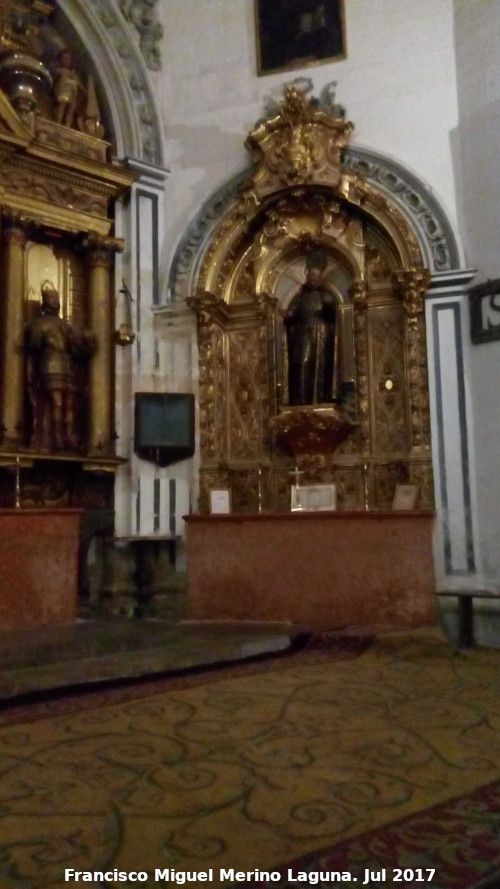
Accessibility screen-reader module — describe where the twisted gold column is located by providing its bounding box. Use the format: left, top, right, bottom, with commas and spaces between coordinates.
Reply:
351, 280, 369, 455
393, 269, 432, 452
87, 241, 114, 455
0, 221, 28, 446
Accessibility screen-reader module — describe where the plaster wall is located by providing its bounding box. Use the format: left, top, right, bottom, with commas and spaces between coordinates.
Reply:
155, 0, 460, 260
453, 0, 500, 593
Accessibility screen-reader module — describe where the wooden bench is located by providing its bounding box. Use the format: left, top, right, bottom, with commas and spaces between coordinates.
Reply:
437, 590, 500, 647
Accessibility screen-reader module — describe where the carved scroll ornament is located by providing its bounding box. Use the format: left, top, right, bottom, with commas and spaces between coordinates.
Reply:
245, 84, 354, 200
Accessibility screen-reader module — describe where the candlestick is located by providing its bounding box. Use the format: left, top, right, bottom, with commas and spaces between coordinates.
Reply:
15, 456, 21, 509
363, 462, 370, 511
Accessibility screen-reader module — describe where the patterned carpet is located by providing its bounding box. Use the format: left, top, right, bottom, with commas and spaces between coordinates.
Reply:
2, 628, 500, 888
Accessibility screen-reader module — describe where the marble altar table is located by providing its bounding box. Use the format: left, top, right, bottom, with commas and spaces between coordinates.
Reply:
0, 509, 83, 630
185, 510, 437, 628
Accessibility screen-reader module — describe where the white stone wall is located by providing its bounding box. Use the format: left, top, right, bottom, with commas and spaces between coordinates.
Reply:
454, 0, 500, 593
156, 0, 460, 261
118, 1, 467, 571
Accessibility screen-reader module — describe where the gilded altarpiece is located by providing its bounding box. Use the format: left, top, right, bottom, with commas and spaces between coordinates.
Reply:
0, 2, 135, 514
189, 87, 434, 512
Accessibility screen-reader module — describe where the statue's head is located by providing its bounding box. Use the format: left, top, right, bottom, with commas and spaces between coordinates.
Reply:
41, 282, 60, 314
56, 49, 75, 68
305, 250, 327, 285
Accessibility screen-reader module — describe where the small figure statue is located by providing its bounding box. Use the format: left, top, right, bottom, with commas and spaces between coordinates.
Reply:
25, 282, 94, 452
284, 252, 338, 405
51, 50, 80, 127
77, 75, 105, 138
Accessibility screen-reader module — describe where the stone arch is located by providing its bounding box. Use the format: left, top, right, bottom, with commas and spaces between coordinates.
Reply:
57, 0, 164, 164
169, 147, 462, 304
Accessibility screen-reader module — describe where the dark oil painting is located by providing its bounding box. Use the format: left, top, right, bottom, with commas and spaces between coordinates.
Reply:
255, 0, 346, 76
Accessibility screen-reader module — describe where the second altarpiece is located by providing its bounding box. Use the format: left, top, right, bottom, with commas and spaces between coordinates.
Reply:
188, 86, 434, 514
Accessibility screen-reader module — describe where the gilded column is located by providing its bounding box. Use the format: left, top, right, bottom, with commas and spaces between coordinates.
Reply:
0, 219, 28, 447
351, 279, 370, 509
393, 268, 432, 452
86, 236, 120, 455
187, 291, 227, 511
351, 279, 369, 454
186, 291, 225, 466
256, 291, 278, 422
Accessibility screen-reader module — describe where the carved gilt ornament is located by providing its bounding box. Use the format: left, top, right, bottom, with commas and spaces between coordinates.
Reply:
246, 84, 353, 199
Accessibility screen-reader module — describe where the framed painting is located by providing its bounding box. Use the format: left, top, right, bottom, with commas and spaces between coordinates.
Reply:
210, 490, 232, 514
291, 483, 337, 512
255, 0, 346, 76
392, 484, 419, 511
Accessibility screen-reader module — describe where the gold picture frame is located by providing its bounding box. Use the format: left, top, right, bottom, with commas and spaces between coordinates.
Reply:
392, 484, 419, 511
291, 483, 337, 512
254, 0, 346, 76
210, 489, 232, 514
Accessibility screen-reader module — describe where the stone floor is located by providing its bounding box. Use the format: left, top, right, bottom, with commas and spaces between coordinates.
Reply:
0, 614, 293, 701
0, 591, 476, 704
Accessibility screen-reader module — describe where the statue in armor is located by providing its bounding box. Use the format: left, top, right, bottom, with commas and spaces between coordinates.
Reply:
25, 282, 94, 452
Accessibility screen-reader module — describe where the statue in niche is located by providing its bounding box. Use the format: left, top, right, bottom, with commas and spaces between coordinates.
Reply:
50, 50, 80, 127
284, 252, 338, 405
77, 75, 105, 138
25, 282, 95, 452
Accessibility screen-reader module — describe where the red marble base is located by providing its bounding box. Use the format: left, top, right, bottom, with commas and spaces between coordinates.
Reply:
185, 511, 437, 629
0, 509, 83, 630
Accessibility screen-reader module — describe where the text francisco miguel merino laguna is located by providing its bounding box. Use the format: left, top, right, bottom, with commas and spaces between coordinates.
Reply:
65, 867, 436, 883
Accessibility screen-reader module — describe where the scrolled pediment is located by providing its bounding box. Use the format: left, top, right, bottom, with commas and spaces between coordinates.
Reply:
245, 84, 354, 200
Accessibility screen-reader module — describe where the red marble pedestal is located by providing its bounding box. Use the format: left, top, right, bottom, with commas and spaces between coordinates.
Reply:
0, 509, 83, 630
185, 510, 437, 629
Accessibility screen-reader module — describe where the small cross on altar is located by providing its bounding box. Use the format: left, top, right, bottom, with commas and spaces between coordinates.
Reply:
289, 466, 304, 487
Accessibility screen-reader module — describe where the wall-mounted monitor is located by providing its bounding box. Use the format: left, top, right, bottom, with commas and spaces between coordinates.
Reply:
134, 393, 195, 466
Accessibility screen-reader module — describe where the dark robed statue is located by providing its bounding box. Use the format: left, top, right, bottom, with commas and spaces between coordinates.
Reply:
284, 253, 337, 405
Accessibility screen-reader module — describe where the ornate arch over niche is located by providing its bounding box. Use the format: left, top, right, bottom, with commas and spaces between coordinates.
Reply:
57, 0, 164, 163
186, 87, 438, 514
170, 145, 460, 304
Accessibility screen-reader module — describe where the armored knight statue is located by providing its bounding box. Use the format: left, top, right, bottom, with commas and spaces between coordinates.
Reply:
25, 281, 94, 452
284, 252, 338, 405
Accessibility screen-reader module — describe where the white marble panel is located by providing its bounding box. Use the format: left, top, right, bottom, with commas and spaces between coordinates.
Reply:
426, 272, 482, 589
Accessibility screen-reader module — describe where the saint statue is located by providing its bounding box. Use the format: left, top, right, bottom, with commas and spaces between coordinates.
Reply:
25, 282, 94, 452
51, 50, 80, 127
284, 253, 337, 406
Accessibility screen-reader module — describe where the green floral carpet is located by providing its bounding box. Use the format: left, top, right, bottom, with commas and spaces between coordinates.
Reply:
1, 629, 500, 888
